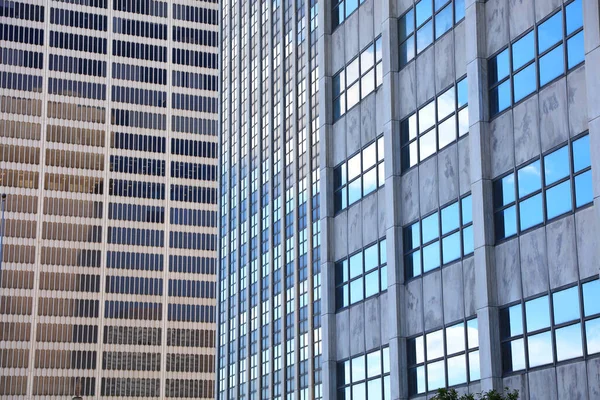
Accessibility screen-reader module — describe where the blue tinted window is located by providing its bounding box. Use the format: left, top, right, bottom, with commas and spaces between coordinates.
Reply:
518, 160, 541, 198
546, 180, 572, 219
583, 280, 600, 317
512, 31, 535, 70
495, 205, 517, 239
567, 31, 585, 68
404, 223, 421, 250
513, 64, 536, 103
539, 44, 565, 86
566, 0, 583, 35
489, 49, 510, 84
416, 0, 432, 26
399, 9, 415, 40
490, 80, 511, 115
416, 21, 433, 53
495, 174, 516, 207
528, 331, 553, 367
441, 202, 460, 234
544, 146, 570, 185
556, 323, 583, 361
422, 241, 440, 272
454, 0, 465, 22
462, 225, 474, 255
457, 78, 468, 108
538, 11, 563, 53
422, 212, 439, 243
575, 171, 593, 207
525, 296, 550, 332
519, 194, 543, 230
461, 196, 472, 224
435, 4, 453, 39
442, 232, 460, 264
573, 135, 591, 172
553, 286, 580, 324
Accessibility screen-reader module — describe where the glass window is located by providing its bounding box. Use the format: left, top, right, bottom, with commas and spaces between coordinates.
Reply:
446, 323, 465, 354
528, 331, 553, 367
447, 355, 466, 386
490, 80, 511, 115
501, 304, 524, 338
367, 351, 382, 378
544, 146, 570, 185
566, 0, 583, 34
539, 44, 565, 86
574, 170, 593, 207
553, 286, 580, 324
502, 338, 526, 372
546, 180, 572, 219
416, 0, 433, 26
518, 160, 541, 198
567, 31, 585, 68
427, 360, 445, 391
583, 280, 600, 317
489, 49, 510, 85
573, 135, 591, 172
555, 323, 583, 361
586, 318, 600, 355
426, 329, 444, 360
519, 193, 543, 231
525, 296, 550, 332
399, 10, 415, 41
441, 202, 460, 234
513, 64, 536, 103
416, 21, 434, 53
538, 11, 563, 53
435, 4, 453, 39
512, 31, 535, 70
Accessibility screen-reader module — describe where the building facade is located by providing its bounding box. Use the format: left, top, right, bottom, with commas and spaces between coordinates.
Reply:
219, 0, 600, 399
0, 0, 218, 398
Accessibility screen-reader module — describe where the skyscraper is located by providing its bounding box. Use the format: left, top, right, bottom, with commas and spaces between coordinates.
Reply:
0, 0, 218, 398
219, 0, 600, 399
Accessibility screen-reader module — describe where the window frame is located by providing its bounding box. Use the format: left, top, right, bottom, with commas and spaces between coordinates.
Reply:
500, 276, 600, 375
403, 193, 473, 281
336, 345, 391, 399
488, 0, 584, 118
493, 132, 592, 242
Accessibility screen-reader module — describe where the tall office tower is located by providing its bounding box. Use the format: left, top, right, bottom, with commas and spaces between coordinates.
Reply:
218, 0, 322, 398
220, 0, 600, 399
0, 0, 218, 398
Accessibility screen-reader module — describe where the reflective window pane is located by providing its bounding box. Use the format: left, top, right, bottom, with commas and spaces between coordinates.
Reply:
538, 11, 563, 53
361, 44, 375, 72
338, 360, 351, 386
575, 170, 593, 207
408, 335, 425, 365
399, 9, 415, 41
544, 146, 570, 185
462, 225, 474, 255
528, 331, 553, 367
556, 323, 583, 361
348, 178, 361, 205
400, 36, 415, 65
367, 351, 382, 378
539, 44, 565, 86
438, 115, 456, 150
336, 285, 349, 308
335, 260, 348, 284
546, 180, 572, 220
347, 58, 360, 84
380, 240, 387, 264
467, 319, 479, 349
419, 101, 436, 134
519, 193, 543, 231
405, 252, 421, 279
347, 82, 360, 110
419, 129, 437, 161
349, 253, 363, 279
427, 360, 445, 391
447, 354, 467, 386
363, 142, 377, 170
383, 346, 390, 373
352, 355, 366, 381
489, 49, 510, 85
462, 195, 473, 224
422, 212, 439, 243
583, 280, 600, 317
495, 174, 516, 208
368, 378, 382, 399
350, 278, 364, 304
525, 296, 550, 332
501, 304, 524, 338
334, 163, 347, 188
567, 31, 585, 69
566, 0, 583, 34
416, 21, 433, 53
423, 241, 440, 272
586, 318, 600, 355
409, 366, 426, 395
434, 0, 448, 11
442, 232, 461, 264
404, 223, 420, 250
441, 202, 460, 234
512, 31, 535, 70
457, 78, 468, 108
495, 205, 517, 240
401, 114, 418, 144
553, 286, 580, 325
402, 142, 419, 171
490, 80, 511, 116
573, 135, 591, 172
352, 383, 366, 399
469, 350, 480, 381
513, 64, 536, 103
502, 339, 526, 372
416, 0, 433, 26
458, 107, 469, 136
435, 4, 453, 39
437, 87, 455, 120
446, 322, 465, 354
426, 329, 444, 360
361, 69, 375, 99
518, 160, 541, 198
365, 270, 379, 298
455, 0, 465, 22
363, 168, 377, 196
364, 243, 378, 272
345, 0, 359, 17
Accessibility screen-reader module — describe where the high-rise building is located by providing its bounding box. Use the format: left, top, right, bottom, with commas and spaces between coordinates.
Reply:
0, 0, 219, 398
219, 0, 600, 399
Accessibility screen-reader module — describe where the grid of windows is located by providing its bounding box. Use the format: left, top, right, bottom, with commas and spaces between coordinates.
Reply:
335, 238, 387, 310
399, 0, 465, 67
401, 77, 468, 171
337, 347, 391, 399
334, 136, 384, 213
500, 278, 600, 373
407, 318, 479, 395
404, 194, 473, 279
332, 0, 366, 29
332, 37, 383, 121
493, 134, 592, 241
488, 0, 584, 117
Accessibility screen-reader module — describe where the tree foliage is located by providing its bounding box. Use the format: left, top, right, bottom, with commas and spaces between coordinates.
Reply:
431, 388, 519, 400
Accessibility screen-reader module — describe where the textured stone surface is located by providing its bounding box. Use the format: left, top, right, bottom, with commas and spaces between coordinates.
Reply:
535, 0, 561, 22
347, 202, 363, 254
405, 279, 423, 336
362, 193, 379, 245
575, 206, 600, 279
423, 271, 443, 330
333, 212, 348, 261
442, 261, 465, 323
418, 157, 438, 216
539, 78, 569, 152
486, 0, 509, 56
458, 136, 471, 195
519, 228, 549, 298
438, 144, 459, 206
567, 65, 588, 137
454, 22, 467, 79
528, 367, 558, 400
462, 257, 476, 317
398, 63, 417, 120
416, 46, 435, 106
435, 33, 454, 92
546, 216, 578, 289
336, 310, 350, 360
364, 297, 382, 351
557, 362, 587, 400
588, 357, 600, 400
495, 239, 522, 306
332, 117, 347, 166
513, 95, 540, 165
402, 168, 420, 225
490, 111, 515, 178
349, 302, 365, 355
508, 0, 535, 39
361, 94, 377, 145
346, 105, 362, 156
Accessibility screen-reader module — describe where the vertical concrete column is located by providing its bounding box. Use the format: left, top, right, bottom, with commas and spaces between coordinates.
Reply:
379, 2, 407, 400
317, 1, 336, 399
465, 0, 503, 392
582, 0, 600, 277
